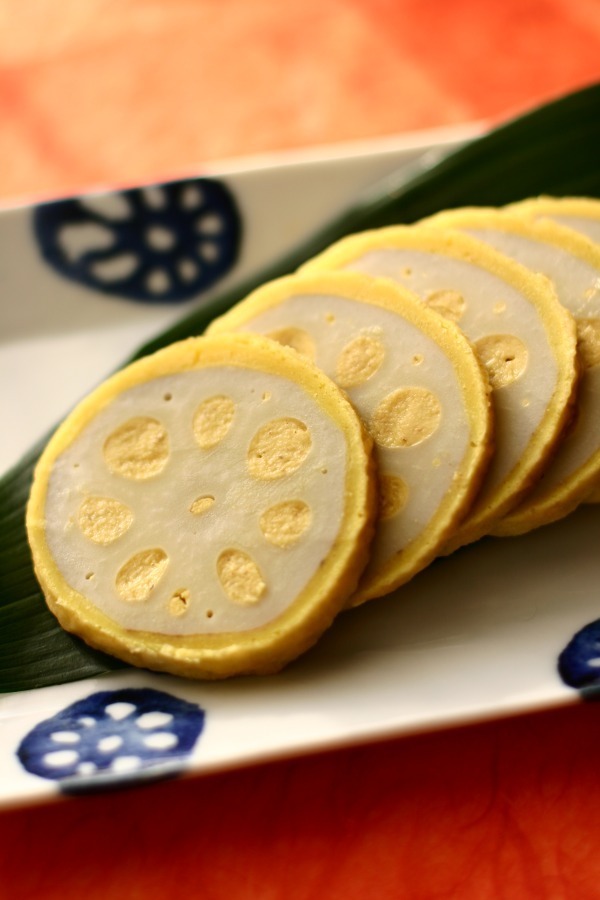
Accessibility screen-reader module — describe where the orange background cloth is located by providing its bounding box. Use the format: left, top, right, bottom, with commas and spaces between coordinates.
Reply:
1, 2, 600, 897
2, 0, 600, 201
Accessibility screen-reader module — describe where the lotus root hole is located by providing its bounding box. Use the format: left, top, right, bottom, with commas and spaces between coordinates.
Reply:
424, 289, 466, 323
335, 334, 385, 387
168, 588, 191, 617
217, 549, 266, 605
474, 334, 529, 388
266, 326, 316, 360
577, 318, 600, 369
193, 395, 236, 449
379, 474, 409, 520
247, 418, 312, 480
103, 417, 169, 479
259, 500, 312, 548
116, 549, 169, 602
189, 495, 215, 516
77, 496, 134, 545
371, 388, 442, 448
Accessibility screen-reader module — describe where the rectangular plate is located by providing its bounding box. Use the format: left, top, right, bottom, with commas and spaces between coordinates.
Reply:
0, 124, 596, 810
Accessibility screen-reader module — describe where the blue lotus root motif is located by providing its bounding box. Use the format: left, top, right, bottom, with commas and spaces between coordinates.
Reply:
33, 178, 241, 302
17, 688, 205, 787
558, 618, 600, 689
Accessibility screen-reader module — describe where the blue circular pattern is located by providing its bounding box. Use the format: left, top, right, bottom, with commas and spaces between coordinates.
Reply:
17, 687, 205, 791
33, 178, 241, 303
558, 618, 600, 689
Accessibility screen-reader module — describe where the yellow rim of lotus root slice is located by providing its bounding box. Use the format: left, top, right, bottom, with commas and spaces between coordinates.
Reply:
422, 207, 600, 534
207, 270, 493, 603
507, 196, 600, 246
301, 225, 579, 551
27, 333, 377, 679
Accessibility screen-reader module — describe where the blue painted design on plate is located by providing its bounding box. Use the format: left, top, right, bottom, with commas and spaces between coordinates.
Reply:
33, 178, 241, 303
558, 618, 600, 690
17, 687, 205, 793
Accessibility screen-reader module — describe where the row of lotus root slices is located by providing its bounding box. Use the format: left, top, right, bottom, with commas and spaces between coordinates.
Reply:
27, 196, 600, 679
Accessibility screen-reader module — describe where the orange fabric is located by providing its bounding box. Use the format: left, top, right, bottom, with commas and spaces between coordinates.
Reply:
0, 0, 599, 201
1, 2, 600, 897
2, 703, 600, 899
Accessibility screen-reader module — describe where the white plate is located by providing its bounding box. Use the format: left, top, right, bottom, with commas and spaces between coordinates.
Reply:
1, 124, 596, 811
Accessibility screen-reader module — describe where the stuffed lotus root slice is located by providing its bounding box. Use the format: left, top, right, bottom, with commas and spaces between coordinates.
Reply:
77, 496, 134, 545
370, 387, 442, 449
421, 207, 600, 531
247, 417, 312, 480
506, 198, 600, 507
103, 417, 169, 479
27, 332, 377, 679
300, 229, 581, 548
206, 272, 495, 600
193, 395, 236, 449
259, 500, 312, 548
474, 334, 529, 389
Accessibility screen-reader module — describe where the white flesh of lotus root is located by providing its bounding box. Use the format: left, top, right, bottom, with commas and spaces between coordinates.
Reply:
207, 272, 492, 602
426, 208, 600, 534
27, 335, 376, 679
300, 227, 578, 549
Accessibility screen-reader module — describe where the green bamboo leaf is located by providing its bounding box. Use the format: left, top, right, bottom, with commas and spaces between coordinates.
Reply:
2, 83, 600, 693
